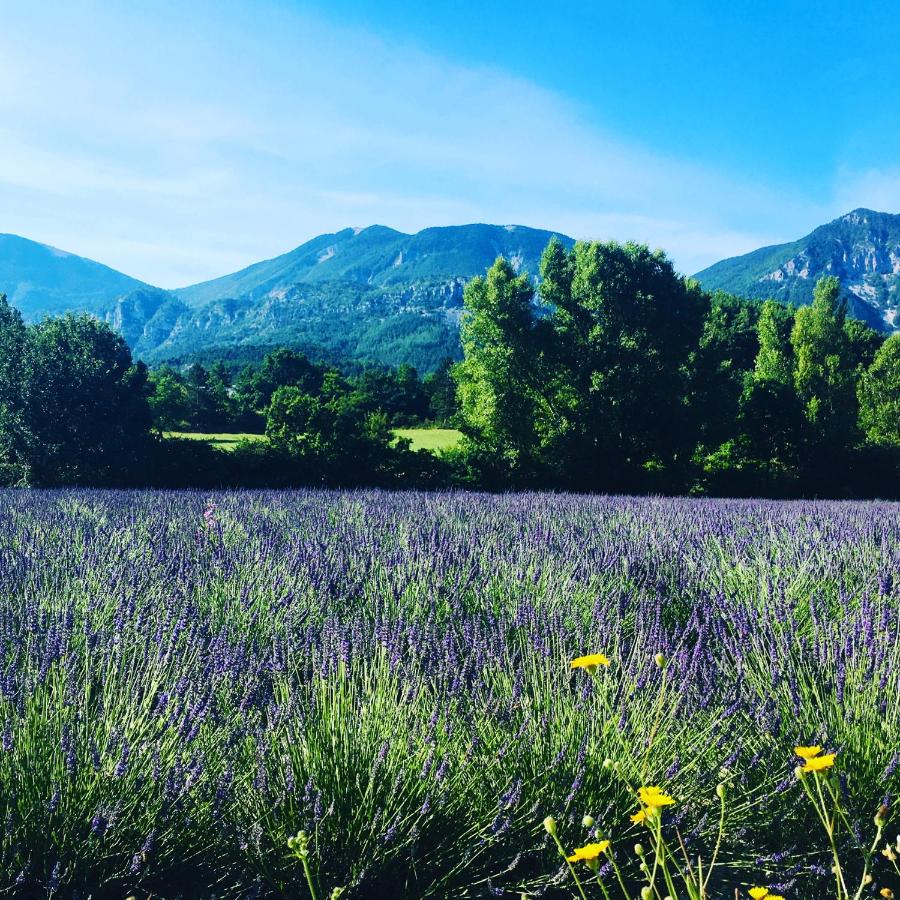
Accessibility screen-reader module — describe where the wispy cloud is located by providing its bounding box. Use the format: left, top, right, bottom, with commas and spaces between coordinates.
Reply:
0, 2, 844, 286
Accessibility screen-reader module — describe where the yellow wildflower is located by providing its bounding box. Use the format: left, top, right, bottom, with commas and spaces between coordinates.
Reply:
630, 809, 648, 824
566, 841, 610, 868
748, 889, 785, 900
880, 889, 894, 899
794, 745, 823, 760
566, 840, 610, 862
802, 753, 836, 773
638, 786, 676, 808
570, 653, 610, 674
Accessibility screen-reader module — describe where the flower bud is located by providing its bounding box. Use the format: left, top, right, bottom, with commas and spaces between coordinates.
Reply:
634, 843, 645, 856
795, 765, 806, 779
603, 758, 615, 769
862, 872, 872, 885
582, 815, 595, 828
716, 782, 726, 800
641, 888, 653, 900
876, 804, 889, 827
543, 816, 557, 838
654, 652, 666, 668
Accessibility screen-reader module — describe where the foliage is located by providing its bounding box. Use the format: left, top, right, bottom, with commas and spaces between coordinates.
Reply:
0, 303, 154, 485
858, 334, 900, 446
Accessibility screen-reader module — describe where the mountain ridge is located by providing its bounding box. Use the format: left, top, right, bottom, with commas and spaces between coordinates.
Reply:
694, 208, 900, 330
0, 233, 151, 319
3, 212, 900, 373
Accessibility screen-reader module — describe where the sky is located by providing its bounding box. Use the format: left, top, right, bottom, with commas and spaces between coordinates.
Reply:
3, 0, 900, 287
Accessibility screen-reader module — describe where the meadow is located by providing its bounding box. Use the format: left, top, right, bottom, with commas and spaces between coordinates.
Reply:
164, 429, 463, 454
0, 490, 897, 898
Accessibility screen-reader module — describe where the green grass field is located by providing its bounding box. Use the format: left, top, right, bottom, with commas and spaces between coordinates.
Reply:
166, 428, 462, 454
164, 431, 267, 451
392, 427, 462, 452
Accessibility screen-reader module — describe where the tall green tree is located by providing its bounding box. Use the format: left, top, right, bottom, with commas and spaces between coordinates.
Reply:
790, 276, 859, 455
453, 257, 548, 478
148, 368, 191, 434
539, 239, 707, 486
754, 300, 794, 385
0, 295, 28, 474
858, 333, 900, 446
19, 314, 152, 484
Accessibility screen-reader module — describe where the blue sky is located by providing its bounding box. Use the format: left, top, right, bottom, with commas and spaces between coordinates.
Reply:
2, 0, 900, 287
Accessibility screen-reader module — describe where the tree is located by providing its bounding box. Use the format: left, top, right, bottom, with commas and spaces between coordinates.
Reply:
453, 257, 547, 480
236, 348, 324, 413
538, 239, 707, 487
687, 291, 760, 453
18, 314, 153, 484
858, 333, 900, 445
266, 385, 401, 485
0, 295, 28, 475
423, 357, 459, 424
754, 300, 794, 385
790, 276, 859, 456
148, 368, 190, 433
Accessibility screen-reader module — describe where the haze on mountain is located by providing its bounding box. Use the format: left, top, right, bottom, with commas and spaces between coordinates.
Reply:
3, 210, 900, 374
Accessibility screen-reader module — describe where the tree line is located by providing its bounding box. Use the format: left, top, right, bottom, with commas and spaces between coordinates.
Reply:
2, 231, 900, 496
453, 238, 900, 496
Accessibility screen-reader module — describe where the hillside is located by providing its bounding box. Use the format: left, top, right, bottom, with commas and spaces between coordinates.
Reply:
119, 224, 573, 371
0, 234, 150, 319
175, 224, 569, 308
695, 209, 900, 330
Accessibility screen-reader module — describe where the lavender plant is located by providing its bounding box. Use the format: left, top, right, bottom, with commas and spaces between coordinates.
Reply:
0, 489, 896, 897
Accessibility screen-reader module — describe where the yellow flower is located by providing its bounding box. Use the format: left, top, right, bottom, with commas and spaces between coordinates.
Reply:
566, 841, 610, 864
638, 786, 676, 808
794, 745, 823, 760
748, 890, 785, 900
570, 653, 610, 674
880, 888, 894, 899
802, 753, 836, 773
630, 809, 648, 824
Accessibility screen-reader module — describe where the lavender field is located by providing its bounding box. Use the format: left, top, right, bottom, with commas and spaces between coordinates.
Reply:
0, 490, 898, 898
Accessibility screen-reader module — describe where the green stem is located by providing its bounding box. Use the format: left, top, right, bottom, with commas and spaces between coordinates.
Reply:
701, 789, 727, 895
851, 819, 883, 900
300, 854, 320, 900
605, 847, 635, 900
550, 831, 590, 900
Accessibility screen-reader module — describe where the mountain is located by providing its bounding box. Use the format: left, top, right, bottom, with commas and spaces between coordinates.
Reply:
0, 234, 151, 319
121, 223, 574, 371
695, 209, 900, 330
175, 223, 569, 307
0, 223, 571, 372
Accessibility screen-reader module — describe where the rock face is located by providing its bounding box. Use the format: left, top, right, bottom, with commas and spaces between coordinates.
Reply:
695, 209, 900, 331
